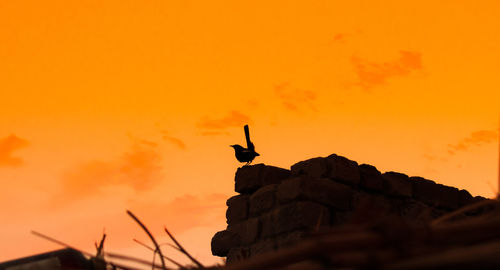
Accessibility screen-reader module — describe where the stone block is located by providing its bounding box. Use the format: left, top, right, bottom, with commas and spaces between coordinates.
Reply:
435, 184, 459, 209
227, 218, 260, 245
261, 166, 291, 186
458, 189, 473, 207
249, 184, 277, 216
382, 172, 412, 197
274, 201, 329, 234
277, 177, 353, 210
332, 210, 354, 225
359, 164, 384, 192
260, 212, 276, 238
291, 157, 329, 178
211, 230, 241, 257
276, 231, 306, 249
410, 176, 439, 204
235, 164, 290, 194
397, 199, 434, 224
226, 247, 249, 264
250, 238, 276, 256
226, 195, 249, 224
326, 154, 361, 185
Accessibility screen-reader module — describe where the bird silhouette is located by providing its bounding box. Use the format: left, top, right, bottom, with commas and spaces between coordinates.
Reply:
230, 125, 260, 165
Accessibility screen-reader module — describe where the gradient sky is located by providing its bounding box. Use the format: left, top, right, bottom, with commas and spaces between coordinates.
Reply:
1, 0, 499, 266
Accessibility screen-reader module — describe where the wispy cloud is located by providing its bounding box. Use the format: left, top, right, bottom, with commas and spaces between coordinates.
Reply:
274, 83, 317, 112
161, 130, 187, 150
448, 130, 498, 155
0, 134, 29, 167
58, 138, 164, 200
197, 110, 252, 132
351, 50, 422, 90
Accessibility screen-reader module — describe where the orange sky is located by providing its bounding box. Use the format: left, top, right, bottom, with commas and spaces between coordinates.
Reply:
1, 0, 499, 266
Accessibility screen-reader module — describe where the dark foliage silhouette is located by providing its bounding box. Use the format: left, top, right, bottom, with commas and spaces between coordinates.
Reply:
230, 125, 259, 165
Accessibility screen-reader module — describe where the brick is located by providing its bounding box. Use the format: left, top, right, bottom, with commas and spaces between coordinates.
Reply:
397, 199, 434, 224
359, 164, 384, 192
227, 218, 260, 245
458, 189, 474, 207
249, 184, 277, 216
435, 184, 459, 209
274, 201, 329, 234
382, 172, 412, 197
277, 177, 353, 210
261, 166, 291, 186
226, 195, 249, 224
276, 231, 306, 249
326, 154, 361, 185
235, 164, 290, 194
346, 192, 394, 224
276, 177, 303, 203
410, 176, 439, 204
211, 230, 241, 257
260, 212, 276, 238
250, 239, 276, 256
291, 157, 329, 178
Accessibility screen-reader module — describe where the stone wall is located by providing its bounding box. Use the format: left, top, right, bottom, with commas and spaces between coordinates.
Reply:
211, 154, 483, 264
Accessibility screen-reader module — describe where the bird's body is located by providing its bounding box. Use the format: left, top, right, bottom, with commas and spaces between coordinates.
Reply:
231, 125, 259, 165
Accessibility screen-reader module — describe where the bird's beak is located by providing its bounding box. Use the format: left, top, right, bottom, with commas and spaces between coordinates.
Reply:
229, 145, 234, 148
255, 152, 260, 156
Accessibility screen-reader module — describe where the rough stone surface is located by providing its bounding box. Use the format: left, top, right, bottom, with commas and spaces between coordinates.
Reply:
226, 247, 249, 264
249, 184, 277, 216
435, 184, 459, 209
359, 164, 384, 192
250, 238, 276, 256
276, 231, 306, 249
326, 154, 361, 186
383, 172, 412, 197
226, 195, 249, 224
227, 218, 260, 245
351, 191, 392, 217
410, 177, 437, 202
275, 201, 329, 234
291, 157, 328, 178
458, 189, 474, 207
211, 230, 240, 256
261, 202, 329, 237
277, 177, 353, 210
261, 166, 291, 186
235, 164, 290, 194
397, 199, 435, 224
212, 153, 480, 261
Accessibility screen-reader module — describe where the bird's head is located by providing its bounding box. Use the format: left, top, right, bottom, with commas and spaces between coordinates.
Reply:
230, 144, 245, 151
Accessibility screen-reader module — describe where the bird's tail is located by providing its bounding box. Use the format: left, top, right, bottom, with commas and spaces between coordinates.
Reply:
244, 124, 255, 151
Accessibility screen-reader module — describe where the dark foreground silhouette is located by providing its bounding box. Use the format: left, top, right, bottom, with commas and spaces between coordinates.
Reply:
231, 125, 259, 165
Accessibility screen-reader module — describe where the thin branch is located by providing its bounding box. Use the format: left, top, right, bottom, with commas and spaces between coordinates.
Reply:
31, 230, 93, 257
164, 226, 204, 268
133, 239, 184, 268
126, 210, 167, 270
32, 230, 139, 270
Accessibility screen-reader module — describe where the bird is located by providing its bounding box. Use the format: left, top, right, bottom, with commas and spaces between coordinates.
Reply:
230, 124, 260, 165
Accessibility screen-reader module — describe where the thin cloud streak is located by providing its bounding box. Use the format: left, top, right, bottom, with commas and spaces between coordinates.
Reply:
161, 131, 187, 150
197, 110, 252, 130
57, 139, 164, 201
351, 50, 422, 90
274, 83, 318, 112
0, 134, 29, 167
448, 130, 498, 155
